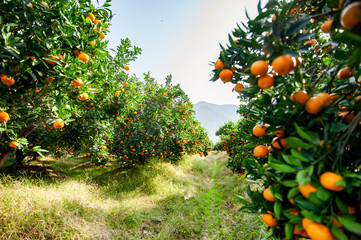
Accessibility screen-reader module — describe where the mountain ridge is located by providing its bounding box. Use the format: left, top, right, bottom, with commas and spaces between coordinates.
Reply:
193, 101, 239, 143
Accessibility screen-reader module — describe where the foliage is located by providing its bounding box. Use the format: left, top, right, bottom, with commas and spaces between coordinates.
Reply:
212, 0, 361, 239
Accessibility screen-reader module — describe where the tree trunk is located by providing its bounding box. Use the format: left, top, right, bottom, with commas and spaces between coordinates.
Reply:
15, 148, 26, 166
0, 116, 49, 168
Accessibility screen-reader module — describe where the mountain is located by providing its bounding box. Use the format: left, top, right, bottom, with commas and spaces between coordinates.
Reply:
193, 101, 239, 143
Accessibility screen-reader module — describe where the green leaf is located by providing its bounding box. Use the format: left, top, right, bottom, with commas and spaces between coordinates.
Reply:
294, 123, 320, 143
244, 142, 256, 149
280, 180, 298, 187
337, 216, 361, 235
287, 187, 299, 199
285, 222, 293, 240
286, 137, 310, 149
331, 224, 348, 240
290, 149, 309, 162
316, 187, 331, 202
300, 210, 319, 222
296, 167, 313, 186
269, 163, 297, 173
235, 194, 249, 204
282, 153, 301, 166
296, 199, 319, 211
274, 201, 281, 220
335, 196, 348, 213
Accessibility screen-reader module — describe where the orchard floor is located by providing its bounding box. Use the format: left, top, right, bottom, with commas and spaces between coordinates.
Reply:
0, 151, 266, 239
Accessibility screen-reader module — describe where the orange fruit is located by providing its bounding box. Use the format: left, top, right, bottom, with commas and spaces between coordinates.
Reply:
298, 183, 317, 198
263, 187, 276, 202
215, 59, 224, 70
253, 125, 267, 137
291, 91, 309, 105
78, 93, 89, 101
0, 112, 10, 122
305, 97, 324, 114
294, 224, 303, 235
316, 93, 332, 107
9, 141, 17, 148
257, 74, 274, 89
321, 19, 333, 33
41, 2, 48, 7
340, 2, 361, 30
74, 50, 80, 56
123, 82, 129, 87
219, 69, 233, 83
262, 213, 277, 227
275, 129, 284, 137
124, 66, 130, 71
44, 55, 59, 65
115, 91, 120, 97
271, 137, 287, 149
100, 33, 105, 39
89, 41, 95, 46
302, 218, 314, 230
45, 77, 55, 84
78, 52, 90, 63
86, 13, 96, 22
337, 67, 354, 79
254, 145, 269, 158
234, 83, 244, 93
1, 74, 15, 86
72, 78, 83, 87
272, 54, 295, 75
53, 120, 65, 129
306, 222, 334, 240
251, 60, 269, 76
320, 172, 344, 191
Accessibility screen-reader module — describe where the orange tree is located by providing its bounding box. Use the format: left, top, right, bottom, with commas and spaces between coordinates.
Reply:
0, 0, 142, 167
212, 0, 361, 239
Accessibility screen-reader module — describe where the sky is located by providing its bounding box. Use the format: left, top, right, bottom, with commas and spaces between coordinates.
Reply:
93, 0, 259, 105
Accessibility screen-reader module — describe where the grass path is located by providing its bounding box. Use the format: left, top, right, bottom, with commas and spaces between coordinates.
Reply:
0, 152, 264, 239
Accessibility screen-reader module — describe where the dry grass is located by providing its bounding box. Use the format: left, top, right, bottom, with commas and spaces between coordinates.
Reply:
0, 152, 265, 239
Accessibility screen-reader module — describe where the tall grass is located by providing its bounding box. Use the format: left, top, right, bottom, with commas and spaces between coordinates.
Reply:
0, 152, 265, 239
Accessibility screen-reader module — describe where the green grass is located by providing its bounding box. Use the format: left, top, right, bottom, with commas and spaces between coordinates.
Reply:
0, 152, 266, 239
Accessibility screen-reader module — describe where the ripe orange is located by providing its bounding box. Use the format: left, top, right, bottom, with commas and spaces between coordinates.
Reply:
0, 112, 10, 122
275, 129, 284, 137
306, 222, 334, 240
272, 54, 295, 75
340, 2, 361, 30
253, 125, 267, 137
123, 82, 129, 86
45, 77, 55, 84
337, 67, 354, 79
298, 183, 317, 198
321, 19, 333, 33
89, 41, 95, 46
234, 83, 244, 93
215, 59, 224, 70
251, 60, 269, 76
78, 52, 90, 63
9, 141, 17, 148
53, 120, 65, 129
74, 50, 80, 56
219, 69, 234, 83
72, 78, 83, 87
1, 74, 15, 86
305, 97, 324, 114
86, 13, 96, 22
263, 187, 276, 202
44, 55, 59, 65
100, 33, 105, 39
302, 218, 314, 230
78, 93, 89, 101
124, 66, 130, 71
271, 137, 287, 149
291, 91, 309, 105
257, 74, 274, 89
262, 213, 277, 227
115, 91, 120, 97
254, 145, 269, 158
320, 172, 344, 191
316, 93, 332, 107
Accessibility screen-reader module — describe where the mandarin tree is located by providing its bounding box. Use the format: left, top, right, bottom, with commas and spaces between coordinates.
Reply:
212, 0, 361, 239
0, 0, 142, 167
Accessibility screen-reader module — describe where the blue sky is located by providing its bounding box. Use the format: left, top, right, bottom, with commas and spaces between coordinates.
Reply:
94, 0, 259, 105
